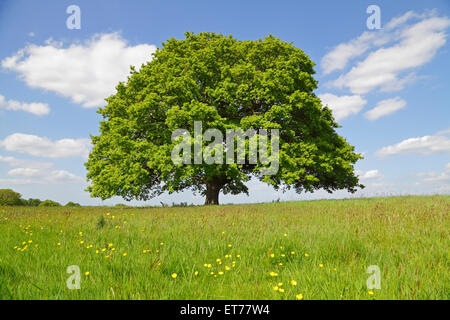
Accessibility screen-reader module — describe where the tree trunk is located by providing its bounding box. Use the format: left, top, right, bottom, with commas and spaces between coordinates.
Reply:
204, 182, 221, 205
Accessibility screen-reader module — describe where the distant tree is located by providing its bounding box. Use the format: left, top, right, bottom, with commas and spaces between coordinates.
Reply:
86, 32, 363, 205
22, 198, 42, 206
39, 200, 61, 207
65, 201, 81, 207
0, 189, 23, 206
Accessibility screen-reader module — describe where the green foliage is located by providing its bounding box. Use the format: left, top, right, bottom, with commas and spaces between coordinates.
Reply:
65, 201, 81, 207
38, 200, 61, 207
86, 32, 363, 204
0, 189, 23, 206
0, 190, 65, 207
21, 198, 42, 206
26, 198, 41, 206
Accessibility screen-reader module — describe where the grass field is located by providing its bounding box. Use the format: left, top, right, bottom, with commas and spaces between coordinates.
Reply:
0, 195, 448, 300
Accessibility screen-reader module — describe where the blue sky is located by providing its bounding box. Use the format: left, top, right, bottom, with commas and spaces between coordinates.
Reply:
0, 0, 449, 205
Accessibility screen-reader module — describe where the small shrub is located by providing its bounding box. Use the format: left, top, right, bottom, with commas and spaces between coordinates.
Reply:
39, 200, 61, 207
65, 202, 81, 207
96, 215, 106, 229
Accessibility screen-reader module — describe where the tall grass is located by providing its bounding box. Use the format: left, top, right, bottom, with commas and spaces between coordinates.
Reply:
0, 195, 448, 299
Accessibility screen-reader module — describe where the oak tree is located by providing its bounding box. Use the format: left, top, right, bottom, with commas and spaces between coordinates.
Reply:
85, 32, 363, 205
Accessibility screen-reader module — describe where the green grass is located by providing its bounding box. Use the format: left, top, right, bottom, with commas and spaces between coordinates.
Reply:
0, 195, 448, 300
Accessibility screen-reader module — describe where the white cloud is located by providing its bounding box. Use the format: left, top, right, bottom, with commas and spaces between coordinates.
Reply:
4, 169, 82, 184
0, 178, 39, 185
0, 94, 49, 115
418, 163, 450, 182
46, 170, 83, 184
326, 11, 450, 94
365, 97, 406, 120
436, 128, 450, 135
318, 93, 367, 120
356, 169, 384, 180
1, 33, 157, 108
384, 10, 427, 30
8, 167, 41, 177
0, 133, 90, 158
320, 11, 425, 75
416, 163, 450, 192
321, 32, 378, 75
0, 155, 53, 169
376, 129, 450, 157
1, 155, 83, 184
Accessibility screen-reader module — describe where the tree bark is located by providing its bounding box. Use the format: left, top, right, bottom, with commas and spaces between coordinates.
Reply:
204, 182, 221, 205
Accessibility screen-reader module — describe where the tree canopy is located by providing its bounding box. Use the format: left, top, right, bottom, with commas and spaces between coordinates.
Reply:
85, 32, 363, 205
0, 189, 23, 206
39, 200, 61, 207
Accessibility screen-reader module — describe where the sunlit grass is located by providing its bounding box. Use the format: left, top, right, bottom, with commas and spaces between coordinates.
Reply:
0, 195, 448, 299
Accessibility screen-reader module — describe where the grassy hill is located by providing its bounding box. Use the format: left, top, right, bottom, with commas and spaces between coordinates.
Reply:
0, 195, 448, 299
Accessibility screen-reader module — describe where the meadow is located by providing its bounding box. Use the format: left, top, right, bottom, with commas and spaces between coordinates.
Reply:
0, 195, 448, 300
